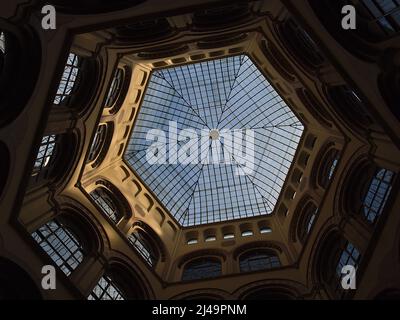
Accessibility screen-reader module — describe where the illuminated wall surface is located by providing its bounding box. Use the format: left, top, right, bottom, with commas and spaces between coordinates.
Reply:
126, 55, 304, 226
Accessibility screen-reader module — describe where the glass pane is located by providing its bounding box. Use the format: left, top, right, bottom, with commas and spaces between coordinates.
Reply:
32, 219, 84, 276
128, 231, 156, 266
125, 55, 304, 226
105, 68, 124, 107
361, 168, 394, 224
32, 135, 57, 176
0, 31, 5, 54
182, 259, 222, 281
54, 53, 80, 105
90, 188, 120, 223
88, 276, 124, 300
239, 251, 280, 272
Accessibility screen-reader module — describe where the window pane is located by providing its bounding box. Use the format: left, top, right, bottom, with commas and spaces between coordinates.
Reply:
306, 208, 318, 234
336, 242, 361, 278
361, 168, 394, 224
328, 158, 339, 180
54, 53, 81, 105
239, 251, 281, 272
105, 68, 124, 107
182, 258, 222, 281
128, 231, 156, 266
88, 125, 107, 162
88, 275, 124, 300
90, 188, 121, 223
32, 135, 57, 177
32, 219, 84, 276
360, 0, 400, 36
0, 31, 5, 54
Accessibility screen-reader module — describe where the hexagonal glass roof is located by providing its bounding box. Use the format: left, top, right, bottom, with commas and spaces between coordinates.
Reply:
125, 55, 304, 227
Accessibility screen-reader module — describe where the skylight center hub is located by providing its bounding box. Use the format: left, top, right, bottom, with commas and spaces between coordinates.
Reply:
209, 129, 220, 140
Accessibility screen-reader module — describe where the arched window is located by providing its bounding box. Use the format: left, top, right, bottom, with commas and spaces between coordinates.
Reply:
336, 242, 360, 278
90, 188, 123, 224
182, 258, 222, 281
30, 133, 77, 187
192, 3, 251, 29
128, 230, 158, 267
318, 148, 340, 189
315, 231, 362, 298
296, 88, 332, 128
306, 207, 318, 234
105, 68, 124, 108
31, 218, 85, 276
115, 18, 173, 42
327, 86, 372, 129
0, 31, 5, 77
239, 250, 280, 273
333, 242, 361, 294
54, 53, 82, 106
281, 19, 325, 70
32, 135, 57, 179
87, 123, 114, 168
0, 31, 5, 55
361, 168, 394, 224
297, 202, 319, 243
89, 263, 148, 299
87, 124, 107, 163
0, 30, 5, 77
356, 0, 400, 39
88, 274, 124, 300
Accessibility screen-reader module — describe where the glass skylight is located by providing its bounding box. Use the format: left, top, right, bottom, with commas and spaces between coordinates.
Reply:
125, 55, 304, 227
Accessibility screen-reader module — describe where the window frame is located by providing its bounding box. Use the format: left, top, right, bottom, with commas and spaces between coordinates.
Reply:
333, 241, 361, 295
53, 53, 82, 106
128, 230, 158, 267
88, 274, 125, 300
105, 67, 124, 108
181, 257, 222, 281
31, 134, 58, 182
357, 0, 400, 38
360, 167, 395, 224
239, 249, 281, 273
87, 124, 108, 163
31, 218, 85, 276
90, 187, 123, 224
0, 31, 5, 55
